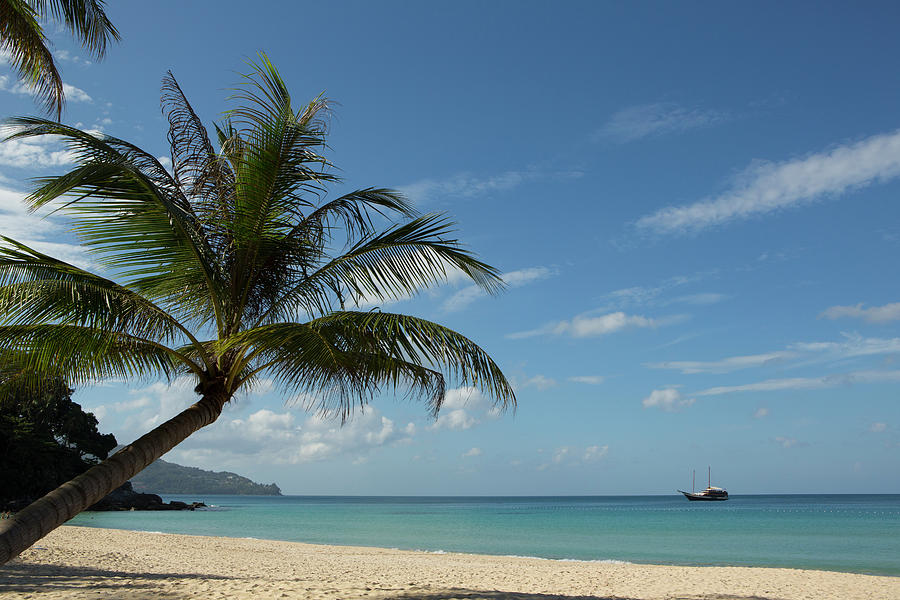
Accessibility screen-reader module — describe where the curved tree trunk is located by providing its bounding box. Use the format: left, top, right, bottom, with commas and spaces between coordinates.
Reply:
0, 392, 227, 565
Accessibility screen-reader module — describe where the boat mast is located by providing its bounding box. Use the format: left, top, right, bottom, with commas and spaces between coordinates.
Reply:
692, 469, 695, 493
708, 465, 711, 489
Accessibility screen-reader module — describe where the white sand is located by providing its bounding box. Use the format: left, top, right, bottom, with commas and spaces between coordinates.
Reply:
1, 525, 897, 599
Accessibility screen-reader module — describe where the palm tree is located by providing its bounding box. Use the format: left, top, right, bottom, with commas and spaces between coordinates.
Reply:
0, 0, 119, 118
0, 56, 514, 563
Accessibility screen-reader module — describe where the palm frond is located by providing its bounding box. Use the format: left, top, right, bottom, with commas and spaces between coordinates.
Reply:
264, 214, 504, 322
0, 324, 187, 384
0, 237, 215, 367
162, 72, 235, 225
225, 311, 514, 420
32, 0, 119, 57
2, 117, 227, 328
0, 0, 64, 117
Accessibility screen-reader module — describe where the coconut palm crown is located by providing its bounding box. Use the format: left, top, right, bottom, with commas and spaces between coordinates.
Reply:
0, 56, 514, 563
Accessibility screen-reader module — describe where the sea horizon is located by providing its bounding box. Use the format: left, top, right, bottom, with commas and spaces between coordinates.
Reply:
68, 493, 900, 577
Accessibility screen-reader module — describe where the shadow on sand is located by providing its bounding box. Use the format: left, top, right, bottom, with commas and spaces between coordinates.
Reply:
0, 563, 784, 600
0, 561, 233, 598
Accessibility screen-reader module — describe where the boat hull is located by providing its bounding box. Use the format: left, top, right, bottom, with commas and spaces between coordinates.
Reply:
678, 490, 729, 501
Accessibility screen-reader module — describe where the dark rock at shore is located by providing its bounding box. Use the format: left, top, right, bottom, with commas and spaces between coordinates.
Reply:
87, 482, 206, 511
2, 482, 206, 513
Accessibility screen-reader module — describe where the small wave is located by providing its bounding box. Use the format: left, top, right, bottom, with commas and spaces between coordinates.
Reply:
503, 554, 632, 565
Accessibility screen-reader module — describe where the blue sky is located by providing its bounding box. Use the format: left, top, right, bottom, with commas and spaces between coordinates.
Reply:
1, 2, 899, 494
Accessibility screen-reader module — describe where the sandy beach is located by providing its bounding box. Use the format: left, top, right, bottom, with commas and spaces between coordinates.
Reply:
0, 526, 896, 600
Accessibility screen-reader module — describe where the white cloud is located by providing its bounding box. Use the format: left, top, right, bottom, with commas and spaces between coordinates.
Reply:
462, 447, 482, 458
648, 351, 797, 374
870, 422, 887, 433
399, 168, 582, 205
820, 303, 900, 323
0, 137, 74, 168
582, 445, 609, 462
569, 375, 605, 385
598, 102, 729, 142
642, 388, 695, 412
0, 75, 91, 103
509, 311, 676, 340
442, 266, 554, 312
62, 83, 92, 103
430, 387, 499, 431
773, 436, 804, 449
636, 129, 900, 235
754, 407, 769, 419
90, 379, 414, 467
174, 407, 414, 467
517, 374, 556, 391
56, 50, 92, 66
0, 186, 96, 269
552, 447, 570, 464
431, 409, 477, 431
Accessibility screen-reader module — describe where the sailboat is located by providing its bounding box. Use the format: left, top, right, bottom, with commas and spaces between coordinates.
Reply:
678, 466, 728, 501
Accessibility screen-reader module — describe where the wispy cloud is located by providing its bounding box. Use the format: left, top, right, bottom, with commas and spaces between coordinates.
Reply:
55, 49, 92, 66
773, 436, 806, 449
569, 375, 605, 385
508, 311, 683, 340
666, 293, 728, 306
636, 129, 900, 235
593, 272, 719, 312
399, 167, 582, 205
515, 374, 556, 391
870, 422, 888, 433
537, 444, 609, 470
648, 351, 797, 374
820, 302, 900, 324
442, 266, 554, 312
652, 333, 900, 376
695, 369, 900, 397
597, 102, 729, 143
754, 407, 769, 419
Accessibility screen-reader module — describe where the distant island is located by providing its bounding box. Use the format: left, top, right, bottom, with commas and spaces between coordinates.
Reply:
130, 458, 282, 495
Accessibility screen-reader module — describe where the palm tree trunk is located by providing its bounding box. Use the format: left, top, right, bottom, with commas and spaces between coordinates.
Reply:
0, 391, 227, 565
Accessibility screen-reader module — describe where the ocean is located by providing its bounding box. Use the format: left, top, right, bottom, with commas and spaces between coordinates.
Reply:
67, 494, 900, 576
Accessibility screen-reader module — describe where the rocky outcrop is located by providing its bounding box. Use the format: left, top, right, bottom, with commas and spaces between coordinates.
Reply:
87, 482, 206, 511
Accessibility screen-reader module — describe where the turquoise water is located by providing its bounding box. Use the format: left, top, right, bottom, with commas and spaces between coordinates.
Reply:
68, 495, 900, 576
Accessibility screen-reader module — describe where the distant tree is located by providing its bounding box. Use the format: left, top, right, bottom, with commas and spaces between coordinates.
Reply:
0, 376, 116, 503
0, 0, 120, 118
0, 55, 514, 562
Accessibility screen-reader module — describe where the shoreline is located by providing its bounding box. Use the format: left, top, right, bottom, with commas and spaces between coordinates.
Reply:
3, 526, 899, 599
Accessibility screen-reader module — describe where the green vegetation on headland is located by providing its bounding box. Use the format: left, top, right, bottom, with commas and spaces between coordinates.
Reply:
0, 378, 117, 511
130, 458, 281, 495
